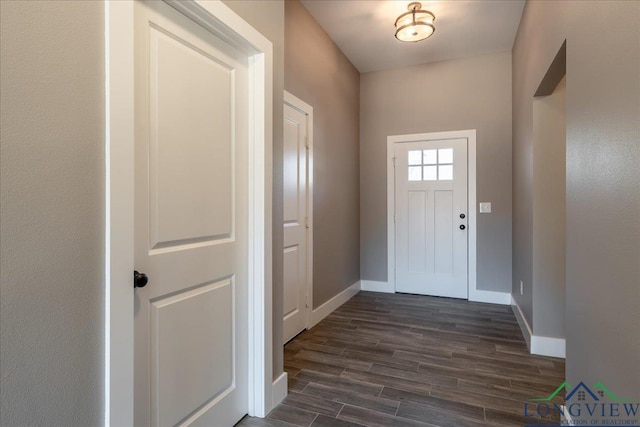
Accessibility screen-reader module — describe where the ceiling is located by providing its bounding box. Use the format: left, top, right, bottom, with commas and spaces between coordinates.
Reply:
300, 0, 526, 73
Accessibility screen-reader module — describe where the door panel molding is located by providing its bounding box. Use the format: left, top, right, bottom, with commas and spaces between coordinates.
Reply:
387, 130, 477, 300
106, 1, 274, 423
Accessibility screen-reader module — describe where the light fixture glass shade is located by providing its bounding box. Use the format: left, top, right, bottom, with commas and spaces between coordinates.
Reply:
395, 2, 435, 42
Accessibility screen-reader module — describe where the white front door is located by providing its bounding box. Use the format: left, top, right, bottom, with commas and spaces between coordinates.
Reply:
282, 102, 308, 343
394, 139, 468, 299
133, 1, 249, 425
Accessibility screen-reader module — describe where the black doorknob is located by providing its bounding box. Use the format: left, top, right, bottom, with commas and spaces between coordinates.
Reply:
460, 225, 466, 230
460, 213, 466, 219
134, 270, 148, 288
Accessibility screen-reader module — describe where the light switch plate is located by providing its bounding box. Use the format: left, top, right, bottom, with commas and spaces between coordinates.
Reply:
479, 202, 492, 213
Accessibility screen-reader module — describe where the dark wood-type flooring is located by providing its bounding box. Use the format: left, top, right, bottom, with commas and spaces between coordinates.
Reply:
238, 291, 565, 427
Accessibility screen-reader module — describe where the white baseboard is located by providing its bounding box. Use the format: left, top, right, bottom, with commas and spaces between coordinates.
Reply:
532, 335, 566, 358
511, 296, 566, 358
469, 289, 511, 305
360, 281, 510, 303
271, 372, 288, 410
562, 405, 573, 424
309, 281, 360, 328
360, 280, 394, 293
511, 295, 533, 349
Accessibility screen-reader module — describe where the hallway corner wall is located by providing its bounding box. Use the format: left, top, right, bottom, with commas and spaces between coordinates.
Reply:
532, 76, 566, 339
512, 0, 640, 399
284, 0, 361, 308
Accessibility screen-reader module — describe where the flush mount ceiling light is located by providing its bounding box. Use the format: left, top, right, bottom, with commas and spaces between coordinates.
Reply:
394, 2, 436, 42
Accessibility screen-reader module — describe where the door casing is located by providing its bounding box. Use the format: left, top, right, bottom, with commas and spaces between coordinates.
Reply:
283, 91, 313, 340
387, 130, 478, 301
105, 1, 274, 424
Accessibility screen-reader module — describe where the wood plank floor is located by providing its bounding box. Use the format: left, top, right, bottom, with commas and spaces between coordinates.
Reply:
237, 291, 565, 427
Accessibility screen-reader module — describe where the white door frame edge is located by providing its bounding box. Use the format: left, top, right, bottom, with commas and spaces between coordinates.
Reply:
283, 90, 313, 331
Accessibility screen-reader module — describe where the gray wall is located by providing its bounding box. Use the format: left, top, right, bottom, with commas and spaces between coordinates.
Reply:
532, 76, 566, 338
512, 0, 640, 400
285, 0, 361, 307
0, 1, 105, 425
220, 0, 286, 382
360, 52, 513, 292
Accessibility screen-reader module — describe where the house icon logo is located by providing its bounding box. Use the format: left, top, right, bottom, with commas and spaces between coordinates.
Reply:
565, 382, 602, 402
529, 380, 630, 403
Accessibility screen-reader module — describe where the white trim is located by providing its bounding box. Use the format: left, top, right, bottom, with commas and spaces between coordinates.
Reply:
561, 405, 573, 425
386, 140, 395, 294
511, 296, 565, 358
106, 0, 274, 421
387, 130, 477, 300
283, 91, 314, 330
271, 372, 288, 408
532, 336, 566, 359
105, 2, 134, 425
360, 280, 394, 293
309, 282, 361, 328
511, 295, 532, 350
164, 0, 270, 55
469, 289, 511, 305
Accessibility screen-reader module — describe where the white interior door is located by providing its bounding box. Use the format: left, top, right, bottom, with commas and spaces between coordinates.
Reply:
394, 139, 468, 299
282, 102, 308, 343
133, 1, 249, 426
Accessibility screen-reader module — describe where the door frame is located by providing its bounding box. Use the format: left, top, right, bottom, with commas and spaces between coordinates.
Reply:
105, 1, 274, 424
386, 130, 477, 300
283, 91, 314, 333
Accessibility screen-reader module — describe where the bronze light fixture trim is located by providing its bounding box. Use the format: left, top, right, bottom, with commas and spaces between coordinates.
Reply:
394, 2, 436, 42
